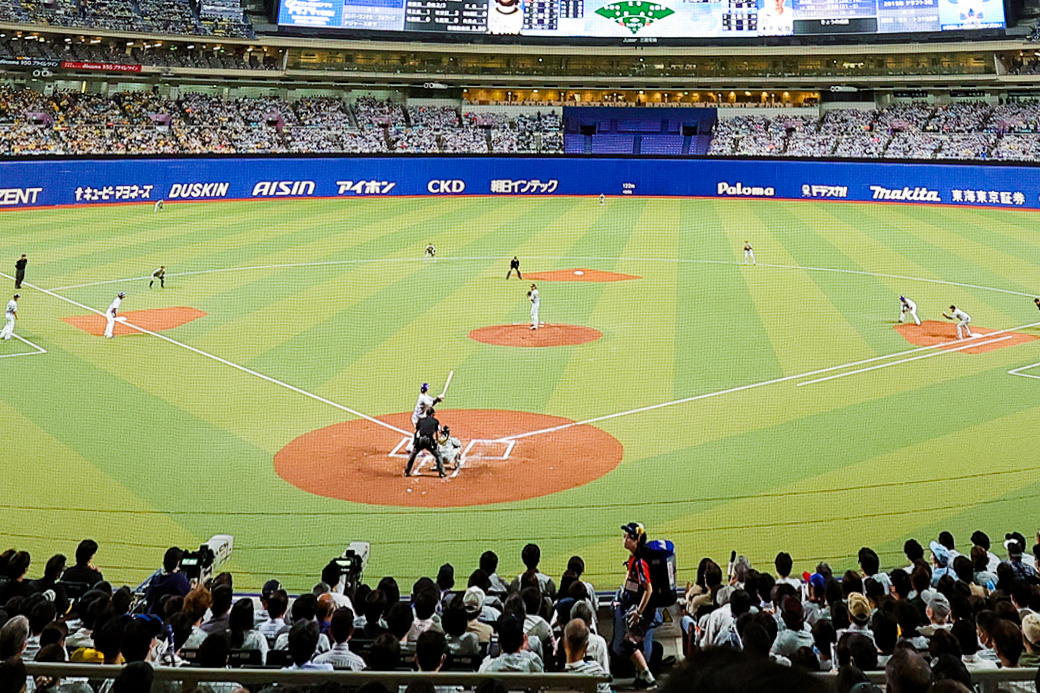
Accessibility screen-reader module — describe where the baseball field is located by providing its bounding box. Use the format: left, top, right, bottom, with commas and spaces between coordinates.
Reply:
2, 195, 1039, 592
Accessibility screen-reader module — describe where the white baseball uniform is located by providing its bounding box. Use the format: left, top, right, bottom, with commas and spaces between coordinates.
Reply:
950, 308, 973, 339
425, 244, 436, 263
412, 392, 437, 429
899, 297, 920, 326
104, 295, 122, 338
530, 288, 540, 329
744, 243, 756, 265
1, 298, 16, 340
599, 194, 605, 205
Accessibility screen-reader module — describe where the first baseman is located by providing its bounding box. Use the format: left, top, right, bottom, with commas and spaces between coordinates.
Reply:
528, 284, 540, 330
104, 292, 125, 339
744, 241, 756, 265
899, 296, 921, 326
1, 293, 18, 340
943, 305, 974, 339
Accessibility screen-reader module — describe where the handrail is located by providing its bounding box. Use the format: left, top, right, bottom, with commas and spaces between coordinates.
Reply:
24, 662, 609, 693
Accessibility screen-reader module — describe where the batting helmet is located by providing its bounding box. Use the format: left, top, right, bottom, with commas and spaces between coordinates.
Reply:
421, 383, 429, 393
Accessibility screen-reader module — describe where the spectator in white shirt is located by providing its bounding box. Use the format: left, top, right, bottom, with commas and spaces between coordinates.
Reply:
774, 552, 802, 590
480, 551, 511, 598
952, 620, 998, 671
971, 531, 1003, 574
313, 607, 366, 670
406, 587, 441, 643
510, 544, 557, 598
273, 594, 331, 654
320, 561, 355, 610
227, 598, 268, 664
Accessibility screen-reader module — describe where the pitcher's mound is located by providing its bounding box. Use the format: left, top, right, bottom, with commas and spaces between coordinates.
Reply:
895, 320, 1037, 354
526, 268, 641, 282
63, 307, 207, 336
274, 409, 624, 508
469, 324, 602, 347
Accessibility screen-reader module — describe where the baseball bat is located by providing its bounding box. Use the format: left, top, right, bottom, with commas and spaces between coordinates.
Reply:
440, 370, 455, 399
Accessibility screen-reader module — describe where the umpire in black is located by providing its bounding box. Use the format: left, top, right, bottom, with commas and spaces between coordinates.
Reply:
507, 256, 522, 280
14, 254, 27, 289
404, 408, 446, 478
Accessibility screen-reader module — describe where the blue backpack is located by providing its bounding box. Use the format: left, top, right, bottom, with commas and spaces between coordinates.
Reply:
644, 539, 677, 608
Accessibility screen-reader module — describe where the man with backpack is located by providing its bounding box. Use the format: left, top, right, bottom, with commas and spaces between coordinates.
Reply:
614, 522, 660, 689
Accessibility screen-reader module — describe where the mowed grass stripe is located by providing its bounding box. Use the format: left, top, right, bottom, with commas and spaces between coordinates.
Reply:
239, 198, 545, 390
0, 399, 203, 587
717, 201, 874, 374
319, 199, 592, 414
547, 201, 679, 415
910, 205, 1040, 276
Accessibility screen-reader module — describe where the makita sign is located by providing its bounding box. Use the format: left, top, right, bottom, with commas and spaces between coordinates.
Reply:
869, 186, 941, 202
717, 182, 775, 197
168, 182, 230, 199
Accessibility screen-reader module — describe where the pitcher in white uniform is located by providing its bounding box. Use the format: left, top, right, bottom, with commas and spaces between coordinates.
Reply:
899, 296, 921, 326
529, 284, 540, 330
944, 305, 974, 339
104, 292, 125, 339
0, 293, 18, 340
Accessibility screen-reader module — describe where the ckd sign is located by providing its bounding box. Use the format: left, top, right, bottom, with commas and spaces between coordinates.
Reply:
427, 180, 465, 194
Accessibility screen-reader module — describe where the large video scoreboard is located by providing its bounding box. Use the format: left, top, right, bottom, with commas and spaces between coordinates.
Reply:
277, 0, 1005, 38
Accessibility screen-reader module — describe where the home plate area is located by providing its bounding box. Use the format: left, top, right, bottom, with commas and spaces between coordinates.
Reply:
389, 437, 516, 478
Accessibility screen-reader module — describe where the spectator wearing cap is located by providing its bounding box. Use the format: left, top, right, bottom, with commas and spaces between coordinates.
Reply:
254, 579, 281, 626
144, 547, 191, 615
61, 540, 103, 588
509, 544, 557, 599
772, 595, 814, 658
479, 551, 510, 597
921, 593, 952, 637
313, 607, 366, 670
1005, 535, 1038, 581
477, 614, 542, 672
846, 593, 874, 641
930, 541, 953, 587
971, 531, 1002, 574
463, 588, 494, 642
1020, 613, 1040, 668
615, 522, 656, 689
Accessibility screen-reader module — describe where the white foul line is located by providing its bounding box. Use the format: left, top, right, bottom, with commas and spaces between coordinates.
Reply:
0, 273, 413, 438
497, 320, 1040, 442
1008, 362, 1040, 380
796, 334, 1013, 387
0, 333, 47, 359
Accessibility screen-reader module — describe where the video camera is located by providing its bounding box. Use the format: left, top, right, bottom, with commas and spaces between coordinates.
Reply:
180, 534, 234, 583
329, 542, 369, 592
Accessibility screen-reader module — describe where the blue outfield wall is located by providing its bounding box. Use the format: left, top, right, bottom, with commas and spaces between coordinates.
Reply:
0, 156, 1038, 210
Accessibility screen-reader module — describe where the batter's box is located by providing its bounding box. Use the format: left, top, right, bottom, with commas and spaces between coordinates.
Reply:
462, 439, 515, 461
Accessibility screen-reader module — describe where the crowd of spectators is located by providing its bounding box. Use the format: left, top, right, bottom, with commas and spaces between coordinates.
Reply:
0, 35, 276, 71
2, 527, 1040, 692
708, 102, 1040, 160
0, 0, 254, 36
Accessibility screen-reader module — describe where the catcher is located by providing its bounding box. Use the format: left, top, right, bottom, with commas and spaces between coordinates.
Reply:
437, 425, 463, 470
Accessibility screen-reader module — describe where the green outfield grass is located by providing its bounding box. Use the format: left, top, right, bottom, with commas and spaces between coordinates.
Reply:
1, 196, 1039, 592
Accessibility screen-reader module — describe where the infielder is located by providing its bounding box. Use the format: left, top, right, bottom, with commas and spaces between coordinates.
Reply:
899, 296, 921, 326
104, 292, 125, 339
1, 293, 18, 341
154, 199, 164, 213
528, 283, 540, 330
744, 241, 756, 265
424, 243, 437, 263
150, 265, 165, 289
943, 305, 974, 339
